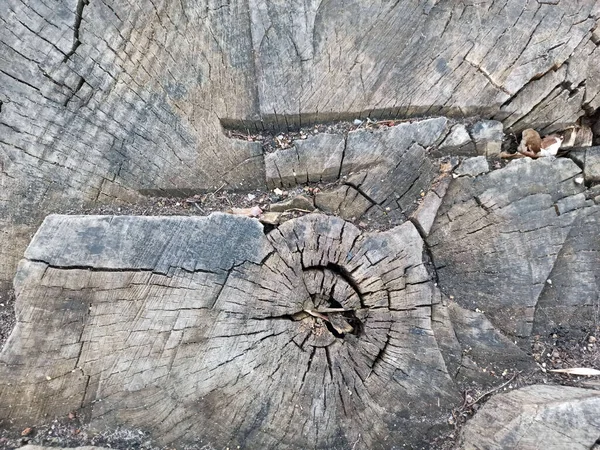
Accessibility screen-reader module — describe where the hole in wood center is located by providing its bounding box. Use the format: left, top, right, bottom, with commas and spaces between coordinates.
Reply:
299, 264, 365, 343
307, 297, 362, 338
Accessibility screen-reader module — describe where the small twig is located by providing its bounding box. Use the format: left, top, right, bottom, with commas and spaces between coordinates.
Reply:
280, 208, 314, 215
193, 203, 205, 214
211, 182, 226, 197
304, 309, 330, 322
314, 307, 351, 313
466, 372, 519, 408
351, 434, 361, 450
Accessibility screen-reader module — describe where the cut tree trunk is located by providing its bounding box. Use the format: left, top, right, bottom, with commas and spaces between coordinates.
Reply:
0, 213, 462, 448
2, 0, 599, 289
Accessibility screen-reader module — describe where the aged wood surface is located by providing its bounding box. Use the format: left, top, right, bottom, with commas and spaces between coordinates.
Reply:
428, 157, 597, 339
2, 1, 600, 288
2, 213, 464, 448
1, 1, 600, 447
458, 385, 600, 450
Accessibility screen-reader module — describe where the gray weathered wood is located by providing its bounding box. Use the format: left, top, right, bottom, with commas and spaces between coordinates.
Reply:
1, 213, 465, 449
2, 1, 600, 290
265, 133, 345, 188
532, 205, 600, 337
458, 385, 600, 450
428, 157, 595, 339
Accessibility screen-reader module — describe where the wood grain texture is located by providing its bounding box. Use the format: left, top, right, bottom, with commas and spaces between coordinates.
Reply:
532, 205, 600, 338
1, 213, 466, 448
428, 157, 596, 339
2, 0, 600, 288
458, 385, 600, 450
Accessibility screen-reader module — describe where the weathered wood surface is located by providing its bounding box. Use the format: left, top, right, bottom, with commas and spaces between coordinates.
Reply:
458, 385, 600, 450
2, 0, 600, 289
1, 213, 469, 448
251, 1, 600, 129
2, 155, 600, 446
428, 157, 598, 339
532, 205, 600, 337
2, 1, 600, 445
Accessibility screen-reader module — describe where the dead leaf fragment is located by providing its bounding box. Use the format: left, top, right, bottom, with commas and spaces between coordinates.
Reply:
230, 206, 262, 218
21, 427, 32, 436
549, 368, 600, 376
259, 212, 281, 225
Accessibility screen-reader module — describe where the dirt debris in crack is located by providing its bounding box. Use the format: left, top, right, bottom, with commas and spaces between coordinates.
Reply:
225, 116, 483, 153
70, 180, 400, 232
71, 155, 472, 233
0, 289, 15, 351
0, 417, 157, 450
531, 326, 600, 385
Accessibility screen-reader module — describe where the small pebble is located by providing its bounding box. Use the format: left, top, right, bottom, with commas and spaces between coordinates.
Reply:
574, 176, 584, 184
589, 336, 597, 343
353, 119, 363, 125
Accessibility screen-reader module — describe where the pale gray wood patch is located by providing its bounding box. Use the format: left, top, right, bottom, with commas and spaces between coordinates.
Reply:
458, 385, 600, 450
428, 157, 595, 339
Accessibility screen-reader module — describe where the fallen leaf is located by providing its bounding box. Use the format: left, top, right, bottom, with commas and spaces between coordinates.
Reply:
21, 428, 32, 436
259, 212, 281, 225
549, 368, 600, 376
230, 206, 262, 218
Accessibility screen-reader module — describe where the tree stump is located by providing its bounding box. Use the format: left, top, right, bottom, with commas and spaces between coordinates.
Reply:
0, 213, 461, 448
